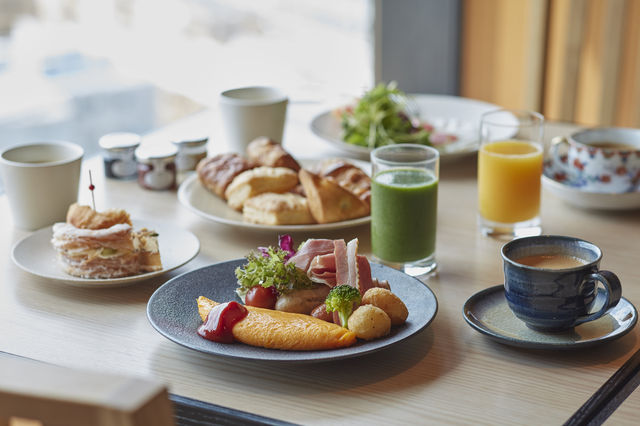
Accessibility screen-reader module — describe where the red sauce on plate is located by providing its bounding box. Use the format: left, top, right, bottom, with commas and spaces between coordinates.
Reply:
197, 301, 248, 343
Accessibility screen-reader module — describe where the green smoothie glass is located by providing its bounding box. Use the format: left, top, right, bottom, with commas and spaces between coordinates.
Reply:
371, 144, 439, 277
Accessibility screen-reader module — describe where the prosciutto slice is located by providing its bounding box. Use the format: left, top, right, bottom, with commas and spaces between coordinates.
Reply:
346, 239, 359, 289
308, 254, 337, 286
286, 239, 335, 271
356, 255, 374, 294
334, 239, 349, 286
296, 237, 375, 296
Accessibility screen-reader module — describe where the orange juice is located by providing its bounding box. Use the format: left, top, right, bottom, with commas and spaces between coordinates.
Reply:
478, 140, 543, 223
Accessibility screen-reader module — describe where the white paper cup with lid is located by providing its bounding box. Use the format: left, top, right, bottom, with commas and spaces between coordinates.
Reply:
0, 141, 83, 230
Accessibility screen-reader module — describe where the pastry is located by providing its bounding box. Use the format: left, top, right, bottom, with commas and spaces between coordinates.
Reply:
197, 296, 357, 351
66, 203, 132, 229
51, 204, 162, 279
298, 169, 370, 223
196, 153, 255, 199
246, 137, 300, 171
313, 158, 371, 205
242, 192, 315, 225
224, 166, 299, 211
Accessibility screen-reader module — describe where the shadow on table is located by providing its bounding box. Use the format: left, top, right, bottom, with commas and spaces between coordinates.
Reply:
10, 252, 215, 330
148, 321, 457, 399
482, 331, 638, 368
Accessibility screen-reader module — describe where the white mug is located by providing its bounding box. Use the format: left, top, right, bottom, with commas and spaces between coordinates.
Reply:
550, 127, 640, 193
0, 141, 83, 230
219, 86, 288, 152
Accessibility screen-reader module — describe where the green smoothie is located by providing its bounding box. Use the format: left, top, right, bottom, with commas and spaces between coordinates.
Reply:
371, 168, 438, 263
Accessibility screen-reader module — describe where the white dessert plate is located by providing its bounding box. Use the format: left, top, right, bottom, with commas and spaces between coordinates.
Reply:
310, 94, 514, 162
542, 158, 640, 210
178, 159, 371, 231
147, 259, 438, 363
11, 220, 200, 287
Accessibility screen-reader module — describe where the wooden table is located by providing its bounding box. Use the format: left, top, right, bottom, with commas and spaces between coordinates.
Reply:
1, 103, 639, 425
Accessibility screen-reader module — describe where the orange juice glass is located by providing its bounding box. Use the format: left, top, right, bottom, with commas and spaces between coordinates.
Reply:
477, 110, 544, 238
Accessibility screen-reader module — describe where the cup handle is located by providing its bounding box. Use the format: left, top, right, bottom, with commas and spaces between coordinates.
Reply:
549, 136, 570, 163
574, 270, 622, 326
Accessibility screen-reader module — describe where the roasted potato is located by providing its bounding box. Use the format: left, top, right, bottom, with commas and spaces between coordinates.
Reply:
347, 305, 391, 340
362, 287, 408, 325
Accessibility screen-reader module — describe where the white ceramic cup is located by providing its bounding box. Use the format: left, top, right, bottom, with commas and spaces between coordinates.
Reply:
219, 86, 288, 152
0, 141, 84, 230
550, 127, 640, 193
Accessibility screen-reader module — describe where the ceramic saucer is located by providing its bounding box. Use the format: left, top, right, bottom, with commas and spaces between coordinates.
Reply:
542, 157, 640, 210
463, 285, 637, 350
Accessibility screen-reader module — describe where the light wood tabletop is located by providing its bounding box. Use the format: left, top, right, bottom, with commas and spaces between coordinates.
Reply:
1, 103, 639, 425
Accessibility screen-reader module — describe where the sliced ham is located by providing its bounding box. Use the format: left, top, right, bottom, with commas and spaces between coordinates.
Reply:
356, 255, 374, 295
308, 254, 337, 286
346, 239, 359, 289
288, 237, 377, 296
286, 239, 335, 271
334, 239, 349, 286
372, 278, 390, 290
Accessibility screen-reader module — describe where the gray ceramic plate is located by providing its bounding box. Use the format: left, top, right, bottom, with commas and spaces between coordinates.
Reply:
463, 285, 637, 350
147, 259, 438, 363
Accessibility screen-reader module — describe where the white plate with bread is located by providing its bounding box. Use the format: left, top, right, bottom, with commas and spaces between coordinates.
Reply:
12, 219, 200, 287
179, 137, 372, 231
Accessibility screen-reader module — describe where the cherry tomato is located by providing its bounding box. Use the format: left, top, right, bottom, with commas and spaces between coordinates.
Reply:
245, 285, 278, 309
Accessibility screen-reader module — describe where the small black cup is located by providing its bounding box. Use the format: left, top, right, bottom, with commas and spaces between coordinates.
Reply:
502, 235, 622, 331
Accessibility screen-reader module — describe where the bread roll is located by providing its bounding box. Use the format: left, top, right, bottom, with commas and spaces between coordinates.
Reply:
298, 169, 370, 223
196, 153, 255, 199
225, 167, 299, 211
313, 159, 371, 205
246, 137, 300, 171
243, 192, 315, 225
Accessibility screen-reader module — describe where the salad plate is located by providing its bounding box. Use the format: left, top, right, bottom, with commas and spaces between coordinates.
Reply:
542, 157, 640, 210
463, 285, 637, 350
11, 220, 200, 288
178, 159, 371, 232
311, 94, 513, 162
147, 259, 438, 363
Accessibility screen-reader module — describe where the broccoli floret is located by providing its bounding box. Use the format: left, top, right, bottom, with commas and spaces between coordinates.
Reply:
325, 285, 362, 328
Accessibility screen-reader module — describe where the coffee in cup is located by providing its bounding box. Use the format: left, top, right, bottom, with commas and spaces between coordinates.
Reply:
501, 235, 622, 331
550, 127, 640, 193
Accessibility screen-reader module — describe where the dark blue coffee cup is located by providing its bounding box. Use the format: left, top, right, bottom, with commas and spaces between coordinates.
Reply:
502, 235, 622, 331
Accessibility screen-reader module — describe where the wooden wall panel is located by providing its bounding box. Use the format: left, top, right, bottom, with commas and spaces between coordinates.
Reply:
543, 0, 586, 122
615, 0, 640, 127
460, 0, 547, 110
462, 0, 640, 128
574, 0, 626, 125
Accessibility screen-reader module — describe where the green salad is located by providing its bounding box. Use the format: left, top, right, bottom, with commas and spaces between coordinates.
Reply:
340, 82, 432, 149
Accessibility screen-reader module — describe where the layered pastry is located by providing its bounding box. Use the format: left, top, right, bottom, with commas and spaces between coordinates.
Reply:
224, 166, 299, 211
51, 204, 162, 279
196, 153, 255, 199
246, 137, 300, 171
298, 169, 370, 223
312, 158, 371, 206
242, 192, 315, 225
